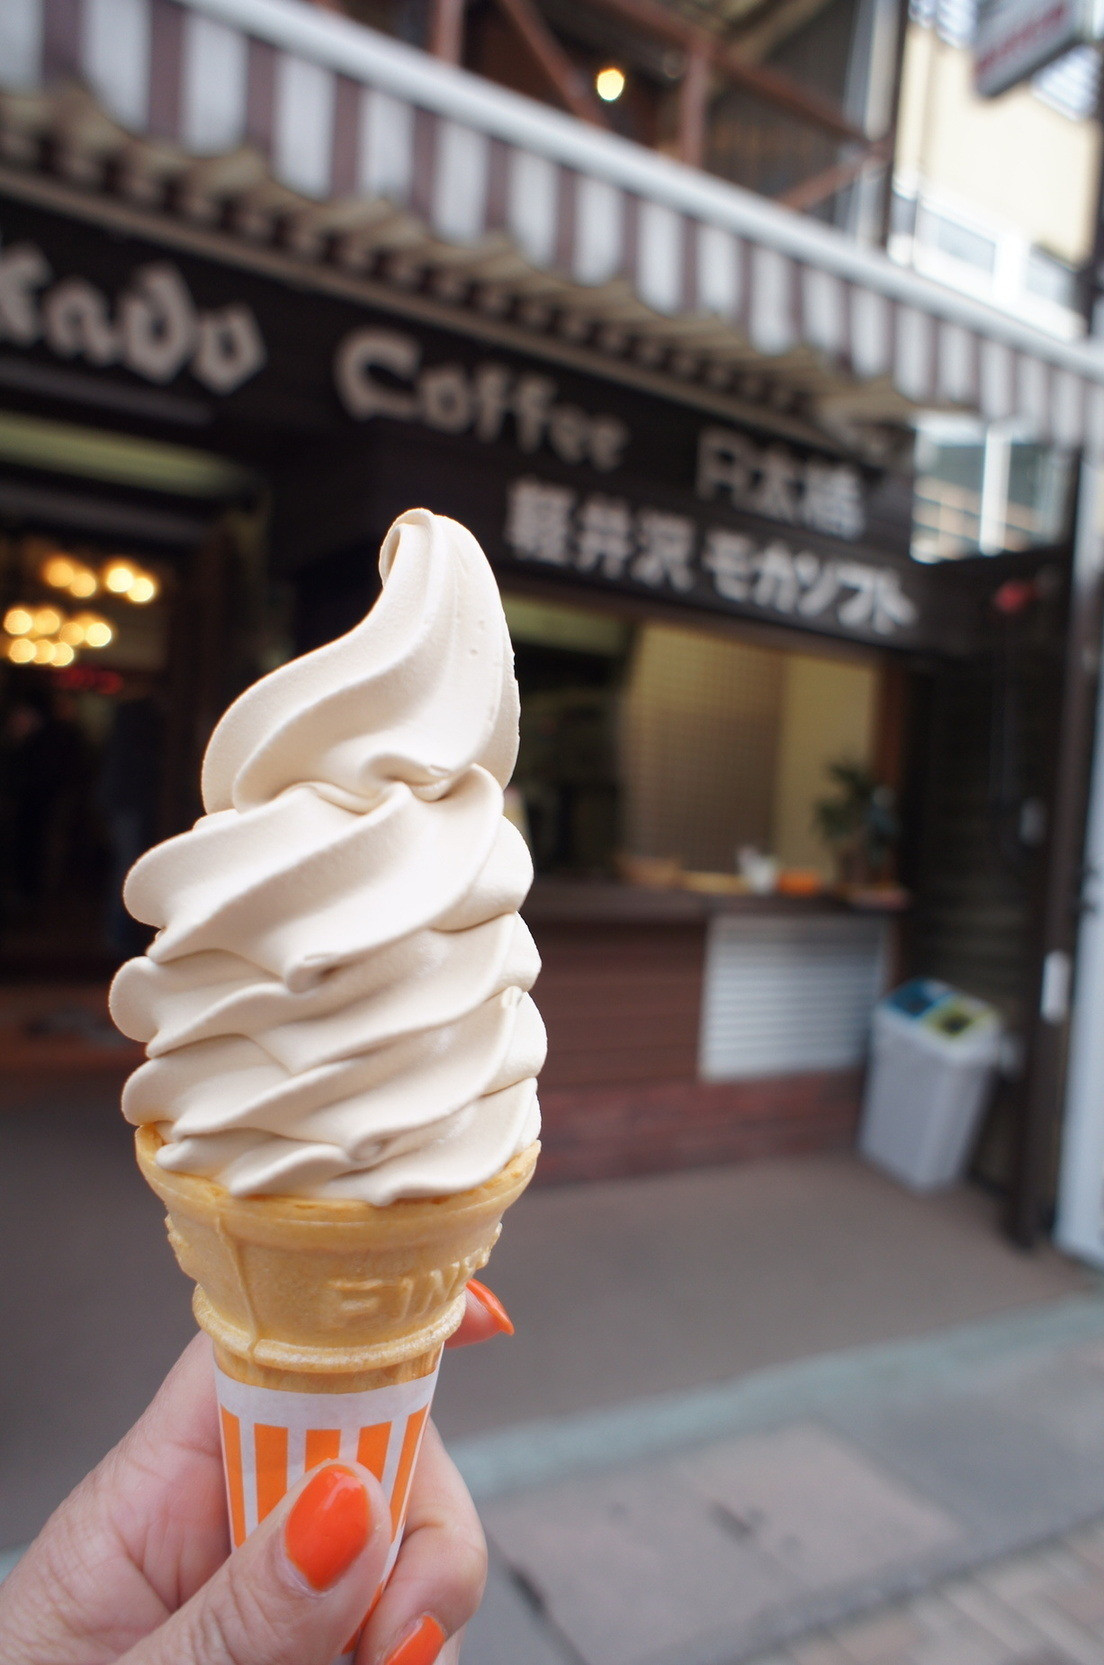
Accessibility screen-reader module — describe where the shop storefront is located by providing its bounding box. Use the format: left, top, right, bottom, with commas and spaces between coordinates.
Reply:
2, 0, 1102, 1202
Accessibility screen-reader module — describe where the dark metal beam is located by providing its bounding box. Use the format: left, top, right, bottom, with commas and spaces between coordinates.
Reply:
777, 140, 886, 214
492, 0, 607, 124
575, 0, 867, 142
428, 0, 467, 63
677, 43, 711, 168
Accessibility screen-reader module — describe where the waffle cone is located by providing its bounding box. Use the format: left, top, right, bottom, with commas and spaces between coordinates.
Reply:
135, 1125, 539, 1392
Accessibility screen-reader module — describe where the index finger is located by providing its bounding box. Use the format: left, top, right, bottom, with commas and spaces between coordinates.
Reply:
445, 1281, 514, 1349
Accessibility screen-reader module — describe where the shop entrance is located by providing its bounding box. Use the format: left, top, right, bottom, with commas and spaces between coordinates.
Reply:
0, 416, 264, 976
504, 590, 887, 893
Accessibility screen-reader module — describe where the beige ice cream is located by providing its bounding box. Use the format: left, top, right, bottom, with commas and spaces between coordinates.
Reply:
110, 507, 544, 1206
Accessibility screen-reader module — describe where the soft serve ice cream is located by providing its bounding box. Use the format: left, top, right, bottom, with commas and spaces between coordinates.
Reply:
110, 508, 544, 1206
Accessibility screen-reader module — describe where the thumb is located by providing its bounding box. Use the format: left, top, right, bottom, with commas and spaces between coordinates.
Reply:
125, 1463, 391, 1665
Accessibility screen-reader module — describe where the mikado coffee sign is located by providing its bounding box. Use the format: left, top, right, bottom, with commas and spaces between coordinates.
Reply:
0, 198, 923, 648
0, 237, 265, 393
331, 323, 916, 642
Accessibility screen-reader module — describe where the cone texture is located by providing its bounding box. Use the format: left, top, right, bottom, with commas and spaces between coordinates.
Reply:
136, 1125, 539, 1392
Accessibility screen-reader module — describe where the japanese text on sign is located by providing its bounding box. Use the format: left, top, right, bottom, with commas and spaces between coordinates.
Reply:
505, 477, 916, 637
696, 427, 866, 540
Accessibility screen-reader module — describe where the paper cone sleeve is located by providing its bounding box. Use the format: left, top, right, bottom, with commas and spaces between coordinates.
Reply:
135, 1124, 539, 1391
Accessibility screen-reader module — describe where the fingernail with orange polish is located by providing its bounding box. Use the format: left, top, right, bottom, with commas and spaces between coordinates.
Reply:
468, 1278, 514, 1336
285, 1465, 371, 1591
381, 1614, 448, 1665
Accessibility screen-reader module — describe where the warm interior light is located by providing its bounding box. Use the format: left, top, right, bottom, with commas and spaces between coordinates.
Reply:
58, 619, 86, 646
7, 637, 36, 663
42, 554, 77, 589
32, 639, 56, 664
595, 66, 626, 101
4, 606, 33, 636
68, 567, 98, 598
82, 618, 114, 649
127, 574, 159, 604
103, 560, 137, 594
51, 641, 75, 667
32, 607, 62, 637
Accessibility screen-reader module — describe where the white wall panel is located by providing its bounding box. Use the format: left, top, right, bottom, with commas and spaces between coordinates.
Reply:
699, 913, 887, 1080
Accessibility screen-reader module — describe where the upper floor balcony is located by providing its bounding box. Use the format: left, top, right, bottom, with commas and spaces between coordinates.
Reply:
297, 0, 895, 234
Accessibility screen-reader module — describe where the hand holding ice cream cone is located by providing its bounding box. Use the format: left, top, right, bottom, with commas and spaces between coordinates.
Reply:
103, 509, 543, 1657
0, 1330, 494, 1665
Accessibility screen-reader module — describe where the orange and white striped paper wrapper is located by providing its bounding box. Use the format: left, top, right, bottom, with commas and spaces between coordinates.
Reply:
214, 1362, 440, 1663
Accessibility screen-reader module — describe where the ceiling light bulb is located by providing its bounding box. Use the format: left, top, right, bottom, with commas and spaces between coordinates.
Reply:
58, 620, 85, 646
33, 639, 56, 664
595, 66, 626, 102
51, 641, 76, 667
7, 638, 35, 663
42, 555, 77, 589
104, 561, 136, 594
82, 619, 114, 649
32, 607, 62, 637
4, 607, 33, 636
68, 568, 98, 598
127, 575, 159, 604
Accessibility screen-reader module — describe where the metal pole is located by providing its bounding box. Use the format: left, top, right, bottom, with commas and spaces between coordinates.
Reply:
1055, 458, 1104, 1260
428, 0, 466, 64
677, 43, 712, 171
876, 0, 912, 248
1008, 457, 1104, 1247
1077, 65, 1104, 331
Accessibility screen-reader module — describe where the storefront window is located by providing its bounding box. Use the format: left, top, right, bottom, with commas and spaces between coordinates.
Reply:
506, 594, 879, 885
506, 597, 629, 876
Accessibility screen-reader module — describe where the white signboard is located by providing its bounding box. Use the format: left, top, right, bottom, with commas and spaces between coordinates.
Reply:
974, 0, 1100, 98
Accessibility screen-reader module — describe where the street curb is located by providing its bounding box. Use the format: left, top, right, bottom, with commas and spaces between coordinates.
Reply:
452, 1289, 1104, 1501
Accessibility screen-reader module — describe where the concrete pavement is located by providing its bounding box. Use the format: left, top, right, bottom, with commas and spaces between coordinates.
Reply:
457, 1296, 1104, 1664
6, 1032, 1104, 1663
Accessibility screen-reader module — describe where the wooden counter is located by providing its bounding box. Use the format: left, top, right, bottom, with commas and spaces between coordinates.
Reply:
522, 879, 889, 1184
524, 876, 855, 925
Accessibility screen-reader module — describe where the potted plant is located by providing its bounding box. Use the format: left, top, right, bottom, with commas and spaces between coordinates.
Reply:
812, 762, 903, 899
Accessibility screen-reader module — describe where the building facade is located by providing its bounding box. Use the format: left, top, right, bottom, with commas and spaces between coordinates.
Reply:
2, 0, 1104, 1223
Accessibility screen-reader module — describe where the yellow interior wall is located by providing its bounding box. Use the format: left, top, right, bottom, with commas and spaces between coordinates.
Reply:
620, 624, 784, 872
771, 653, 879, 877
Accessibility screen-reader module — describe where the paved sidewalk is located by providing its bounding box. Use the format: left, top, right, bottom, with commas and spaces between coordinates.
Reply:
748, 1519, 1104, 1665
6, 1054, 1104, 1664
458, 1296, 1104, 1665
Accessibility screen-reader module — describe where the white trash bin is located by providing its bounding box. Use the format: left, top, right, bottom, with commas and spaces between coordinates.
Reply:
860, 979, 1002, 1191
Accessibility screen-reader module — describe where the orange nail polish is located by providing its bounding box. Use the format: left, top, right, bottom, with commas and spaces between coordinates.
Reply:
468, 1278, 514, 1336
285, 1465, 370, 1590
381, 1614, 448, 1665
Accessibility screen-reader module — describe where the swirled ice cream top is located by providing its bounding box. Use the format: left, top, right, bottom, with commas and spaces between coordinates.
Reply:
109, 509, 544, 1204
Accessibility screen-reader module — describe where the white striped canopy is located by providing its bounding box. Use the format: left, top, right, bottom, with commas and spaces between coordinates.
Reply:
3, 0, 1104, 454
